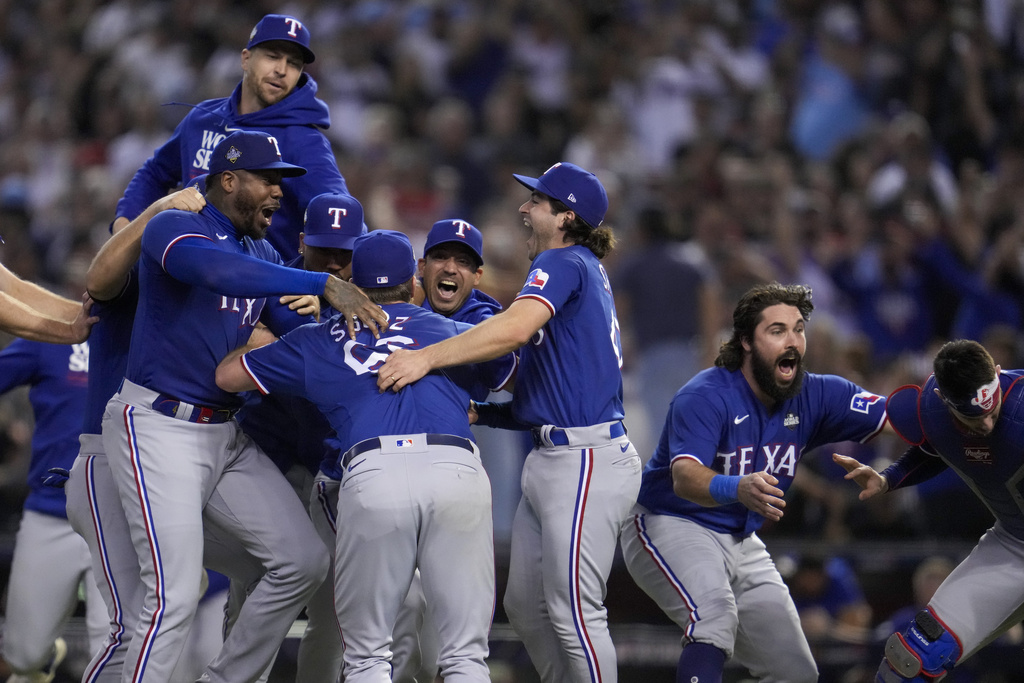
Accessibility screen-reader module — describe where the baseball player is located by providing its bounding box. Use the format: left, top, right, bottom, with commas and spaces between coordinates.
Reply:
64, 183, 208, 683
101, 130, 387, 683
113, 13, 350, 260
233, 191, 353, 683
216, 229, 516, 683
378, 162, 642, 683
835, 339, 1024, 682
0, 261, 96, 343
620, 283, 887, 683
0, 339, 104, 683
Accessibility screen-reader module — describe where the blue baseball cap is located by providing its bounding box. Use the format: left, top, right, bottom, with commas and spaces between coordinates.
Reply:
247, 14, 315, 64
423, 219, 484, 266
513, 162, 608, 228
303, 193, 365, 250
352, 230, 416, 289
208, 130, 306, 178
184, 174, 208, 195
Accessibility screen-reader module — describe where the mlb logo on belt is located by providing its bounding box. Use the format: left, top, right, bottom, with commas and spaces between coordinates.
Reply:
525, 268, 549, 289
396, 438, 414, 447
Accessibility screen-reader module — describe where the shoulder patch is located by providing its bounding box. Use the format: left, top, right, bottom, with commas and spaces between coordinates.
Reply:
850, 390, 884, 414
525, 268, 549, 289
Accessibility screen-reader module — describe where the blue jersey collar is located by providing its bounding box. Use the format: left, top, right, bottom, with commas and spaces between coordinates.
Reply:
203, 203, 241, 242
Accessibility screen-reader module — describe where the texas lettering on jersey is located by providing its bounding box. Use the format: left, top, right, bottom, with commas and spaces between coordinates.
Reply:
219, 296, 264, 327
714, 443, 798, 478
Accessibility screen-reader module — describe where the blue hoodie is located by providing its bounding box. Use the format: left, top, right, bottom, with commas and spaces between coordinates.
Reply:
115, 74, 348, 260
422, 288, 517, 401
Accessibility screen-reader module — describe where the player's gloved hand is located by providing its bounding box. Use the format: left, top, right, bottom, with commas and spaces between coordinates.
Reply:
42, 467, 71, 488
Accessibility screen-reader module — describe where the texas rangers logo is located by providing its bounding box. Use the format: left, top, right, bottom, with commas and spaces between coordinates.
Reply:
525, 268, 549, 289
850, 391, 883, 414
224, 146, 242, 165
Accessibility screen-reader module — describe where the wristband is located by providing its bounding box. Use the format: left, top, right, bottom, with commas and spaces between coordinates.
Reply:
709, 475, 741, 505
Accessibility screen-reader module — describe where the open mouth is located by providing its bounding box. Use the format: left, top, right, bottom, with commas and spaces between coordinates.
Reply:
260, 206, 276, 227
436, 279, 458, 301
777, 355, 799, 381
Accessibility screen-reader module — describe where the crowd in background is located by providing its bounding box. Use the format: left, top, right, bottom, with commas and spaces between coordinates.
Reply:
1, 0, 1024, 667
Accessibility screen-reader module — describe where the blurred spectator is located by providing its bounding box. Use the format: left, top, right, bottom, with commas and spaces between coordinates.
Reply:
790, 4, 875, 161
830, 201, 938, 366
423, 97, 494, 223
875, 555, 955, 639
786, 554, 873, 645
866, 111, 959, 216
613, 205, 722, 457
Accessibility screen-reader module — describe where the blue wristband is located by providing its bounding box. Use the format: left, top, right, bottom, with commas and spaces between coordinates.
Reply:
709, 475, 740, 505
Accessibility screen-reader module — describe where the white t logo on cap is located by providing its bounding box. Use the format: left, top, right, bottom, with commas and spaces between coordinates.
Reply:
452, 220, 471, 237
284, 17, 303, 37
267, 135, 283, 158
328, 207, 348, 228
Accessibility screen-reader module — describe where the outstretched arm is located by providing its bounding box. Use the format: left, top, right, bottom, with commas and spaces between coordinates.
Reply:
0, 283, 96, 344
89, 187, 206, 301
377, 297, 550, 392
0, 262, 81, 321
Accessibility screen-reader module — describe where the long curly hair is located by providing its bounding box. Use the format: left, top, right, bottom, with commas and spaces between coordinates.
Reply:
549, 196, 615, 259
715, 283, 814, 371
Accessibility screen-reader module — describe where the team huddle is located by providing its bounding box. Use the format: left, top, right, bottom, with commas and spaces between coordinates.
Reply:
3, 12, 1024, 683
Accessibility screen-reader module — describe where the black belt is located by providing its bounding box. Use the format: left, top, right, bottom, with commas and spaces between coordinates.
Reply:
531, 421, 627, 448
341, 434, 474, 469
152, 394, 236, 424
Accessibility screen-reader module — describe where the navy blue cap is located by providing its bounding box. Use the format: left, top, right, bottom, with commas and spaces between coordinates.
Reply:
423, 219, 484, 266
247, 14, 315, 63
184, 174, 208, 195
352, 230, 416, 288
513, 162, 609, 228
303, 193, 366, 250
209, 131, 306, 178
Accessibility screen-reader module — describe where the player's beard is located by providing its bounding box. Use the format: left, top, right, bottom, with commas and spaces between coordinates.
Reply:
750, 344, 805, 404
234, 186, 269, 241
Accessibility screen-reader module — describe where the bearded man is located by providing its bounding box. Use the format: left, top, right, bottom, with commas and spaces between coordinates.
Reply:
619, 282, 887, 683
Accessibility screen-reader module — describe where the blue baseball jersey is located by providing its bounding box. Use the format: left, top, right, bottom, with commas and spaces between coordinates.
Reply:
126, 205, 318, 408
422, 287, 516, 401
637, 366, 886, 536
114, 74, 347, 260
237, 254, 340, 477
82, 273, 139, 436
0, 340, 88, 518
240, 302, 515, 454
512, 245, 624, 428
887, 370, 1024, 540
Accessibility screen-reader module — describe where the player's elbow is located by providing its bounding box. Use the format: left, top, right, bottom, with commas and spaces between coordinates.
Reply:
214, 363, 244, 393
506, 323, 537, 350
